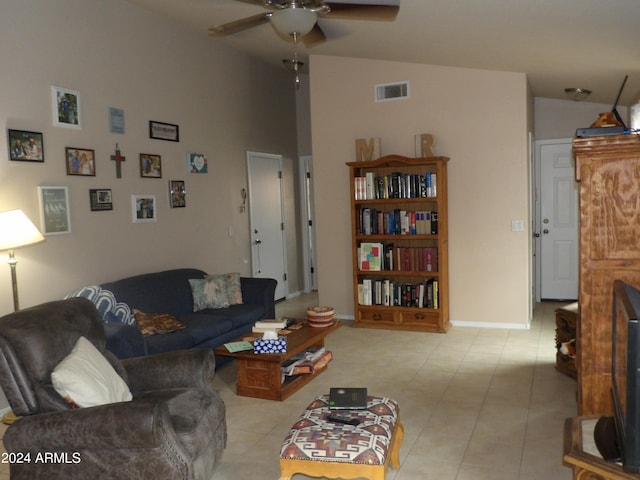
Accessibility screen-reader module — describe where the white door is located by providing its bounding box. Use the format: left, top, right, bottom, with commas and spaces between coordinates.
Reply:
536, 139, 579, 300
299, 155, 318, 292
247, 152, 288, 300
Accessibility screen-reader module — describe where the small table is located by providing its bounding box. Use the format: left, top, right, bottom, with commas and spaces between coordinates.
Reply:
279, 394, 403, 480
215, 321, 340, 401
563, 416, 639, 480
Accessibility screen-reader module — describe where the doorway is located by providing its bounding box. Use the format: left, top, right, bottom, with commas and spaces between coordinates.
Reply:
246, 151, 288, 300
534, 138, 579, 301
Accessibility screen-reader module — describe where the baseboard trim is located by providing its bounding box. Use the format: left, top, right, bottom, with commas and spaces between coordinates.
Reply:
334, 316, 529, 329
450, 319, 531, 330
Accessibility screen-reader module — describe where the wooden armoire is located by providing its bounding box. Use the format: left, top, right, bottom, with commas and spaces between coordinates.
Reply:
574, 134, 640, 416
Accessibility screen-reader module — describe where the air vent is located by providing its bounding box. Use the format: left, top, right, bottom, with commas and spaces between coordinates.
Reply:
375, 81, 409, 102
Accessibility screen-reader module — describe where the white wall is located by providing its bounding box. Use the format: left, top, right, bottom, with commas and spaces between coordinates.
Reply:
310, 55, 532, 328
535, 97, 628, 139
0, 0, 301, 318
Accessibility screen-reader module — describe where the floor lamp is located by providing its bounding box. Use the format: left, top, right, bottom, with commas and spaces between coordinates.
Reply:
0, 210, 44, 424
0, 209, 45, 312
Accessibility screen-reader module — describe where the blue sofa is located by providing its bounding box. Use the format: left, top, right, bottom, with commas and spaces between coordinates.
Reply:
96, 268, 277, 359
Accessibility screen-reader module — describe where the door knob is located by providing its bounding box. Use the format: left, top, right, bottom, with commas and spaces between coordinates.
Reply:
254, 239, 262, 245
543, 229, 549, 234
534, 232, 541, 238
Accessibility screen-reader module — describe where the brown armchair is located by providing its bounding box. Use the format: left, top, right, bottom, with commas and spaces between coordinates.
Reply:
0, 297, 226, 479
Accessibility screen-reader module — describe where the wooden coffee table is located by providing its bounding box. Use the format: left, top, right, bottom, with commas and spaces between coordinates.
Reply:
215, 321, 340, 401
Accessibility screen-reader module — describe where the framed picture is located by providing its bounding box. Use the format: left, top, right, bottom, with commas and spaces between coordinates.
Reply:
140, 153, 162, 178
187, 153, 208, 173
169, 180, 186, 208
109, 107, 125, 134
65, 147, 96, 176
51, 86, 81, 129
8, 129, 44, 162
149, 120, 179, 142
38, 186, 71, 235
131, 194, 157, 223
89, 189, 113, 211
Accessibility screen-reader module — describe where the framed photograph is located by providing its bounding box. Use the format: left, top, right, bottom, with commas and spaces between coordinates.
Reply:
132, 194, 157, 223
38, 186, 71, 235
149, 120, 179, 142
109, 107, 125, 134
169, 180, 186, 208
51, 86, 81, 129
140, 153, 162, 178
89, 189, 113, 211
187, 153, 208, 173
65, 147, 96, 176
8, 129, 44, 162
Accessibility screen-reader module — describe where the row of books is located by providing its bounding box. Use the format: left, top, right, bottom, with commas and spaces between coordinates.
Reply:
280, 347, 333, 378
358, 208, 438, 235
358, 278, 439, 309
354, 171, 437, 200
359, 242, 438, 272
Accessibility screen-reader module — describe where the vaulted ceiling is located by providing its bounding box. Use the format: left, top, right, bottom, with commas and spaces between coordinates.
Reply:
127, 0, 640, 106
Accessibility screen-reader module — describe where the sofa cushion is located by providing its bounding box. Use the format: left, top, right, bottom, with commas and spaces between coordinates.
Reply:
52, 336, 132, 408
145, 330, 196, 355
225, 304, 267, 330
206, 273, 243, 305
101, 268, 208, 315
65, 286, 136, 326
189, 277, 230, 311
178, 314, 235, 345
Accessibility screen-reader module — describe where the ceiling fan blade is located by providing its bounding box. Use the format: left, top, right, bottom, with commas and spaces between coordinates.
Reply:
323, 3, 399, 21
209, 13, 271, 36
302, 23, 327, 46
232, 0, 268, 5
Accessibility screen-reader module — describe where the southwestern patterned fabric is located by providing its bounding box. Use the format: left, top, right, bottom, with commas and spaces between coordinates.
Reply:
280, 395, 399, 465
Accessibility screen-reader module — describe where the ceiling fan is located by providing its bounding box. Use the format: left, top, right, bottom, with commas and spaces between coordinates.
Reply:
208, 0, 400, 47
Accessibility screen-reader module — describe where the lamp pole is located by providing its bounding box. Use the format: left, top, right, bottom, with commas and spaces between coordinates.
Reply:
8, 249, 19, 311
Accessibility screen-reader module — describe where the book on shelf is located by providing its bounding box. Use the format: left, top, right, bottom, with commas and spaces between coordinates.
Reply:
365, 172, 375, 200
358, 278, 439, 309
281, 347, 331, 376
289, 351, 333, 375
357, 208, 438, 236
359, 242, 383, 271
355, 171, 438, 200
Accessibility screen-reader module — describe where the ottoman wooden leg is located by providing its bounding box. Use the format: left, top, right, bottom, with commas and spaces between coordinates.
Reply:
389, 421, 404, 469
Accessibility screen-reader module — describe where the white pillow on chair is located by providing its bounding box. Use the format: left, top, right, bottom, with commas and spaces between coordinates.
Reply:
52, 336, 132, 408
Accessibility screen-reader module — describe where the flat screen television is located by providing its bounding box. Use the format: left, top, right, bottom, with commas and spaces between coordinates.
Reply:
594, 279, 640, 473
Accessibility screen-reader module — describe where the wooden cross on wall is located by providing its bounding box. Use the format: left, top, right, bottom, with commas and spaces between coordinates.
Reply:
110, 144, 126, 178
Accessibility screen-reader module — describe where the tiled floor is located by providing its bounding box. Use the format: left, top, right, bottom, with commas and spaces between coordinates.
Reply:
0, 294, 577, 479
212, 293, 578, 480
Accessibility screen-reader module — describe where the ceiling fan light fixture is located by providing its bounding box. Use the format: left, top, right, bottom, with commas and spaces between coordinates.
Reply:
270, 7, 317, 36
564, 88, 592, 102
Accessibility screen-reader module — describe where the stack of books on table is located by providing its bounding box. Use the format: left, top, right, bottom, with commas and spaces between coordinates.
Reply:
252, 318, 288, 334
280, 347, 333, 378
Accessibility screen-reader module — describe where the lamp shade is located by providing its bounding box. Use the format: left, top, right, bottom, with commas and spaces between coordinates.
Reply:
0, 210, 45, 251
271, 7, 317, 36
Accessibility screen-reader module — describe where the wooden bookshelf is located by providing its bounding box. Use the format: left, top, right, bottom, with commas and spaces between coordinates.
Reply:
347, 155, 450, 333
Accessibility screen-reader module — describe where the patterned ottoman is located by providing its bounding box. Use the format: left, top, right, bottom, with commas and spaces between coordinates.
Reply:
279, 395, 403, 480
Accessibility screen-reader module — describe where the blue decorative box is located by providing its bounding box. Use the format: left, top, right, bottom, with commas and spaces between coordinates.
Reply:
254, 336, 287, 354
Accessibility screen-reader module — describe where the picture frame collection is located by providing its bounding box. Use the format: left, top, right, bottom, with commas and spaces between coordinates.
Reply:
8, 85, 205, 233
